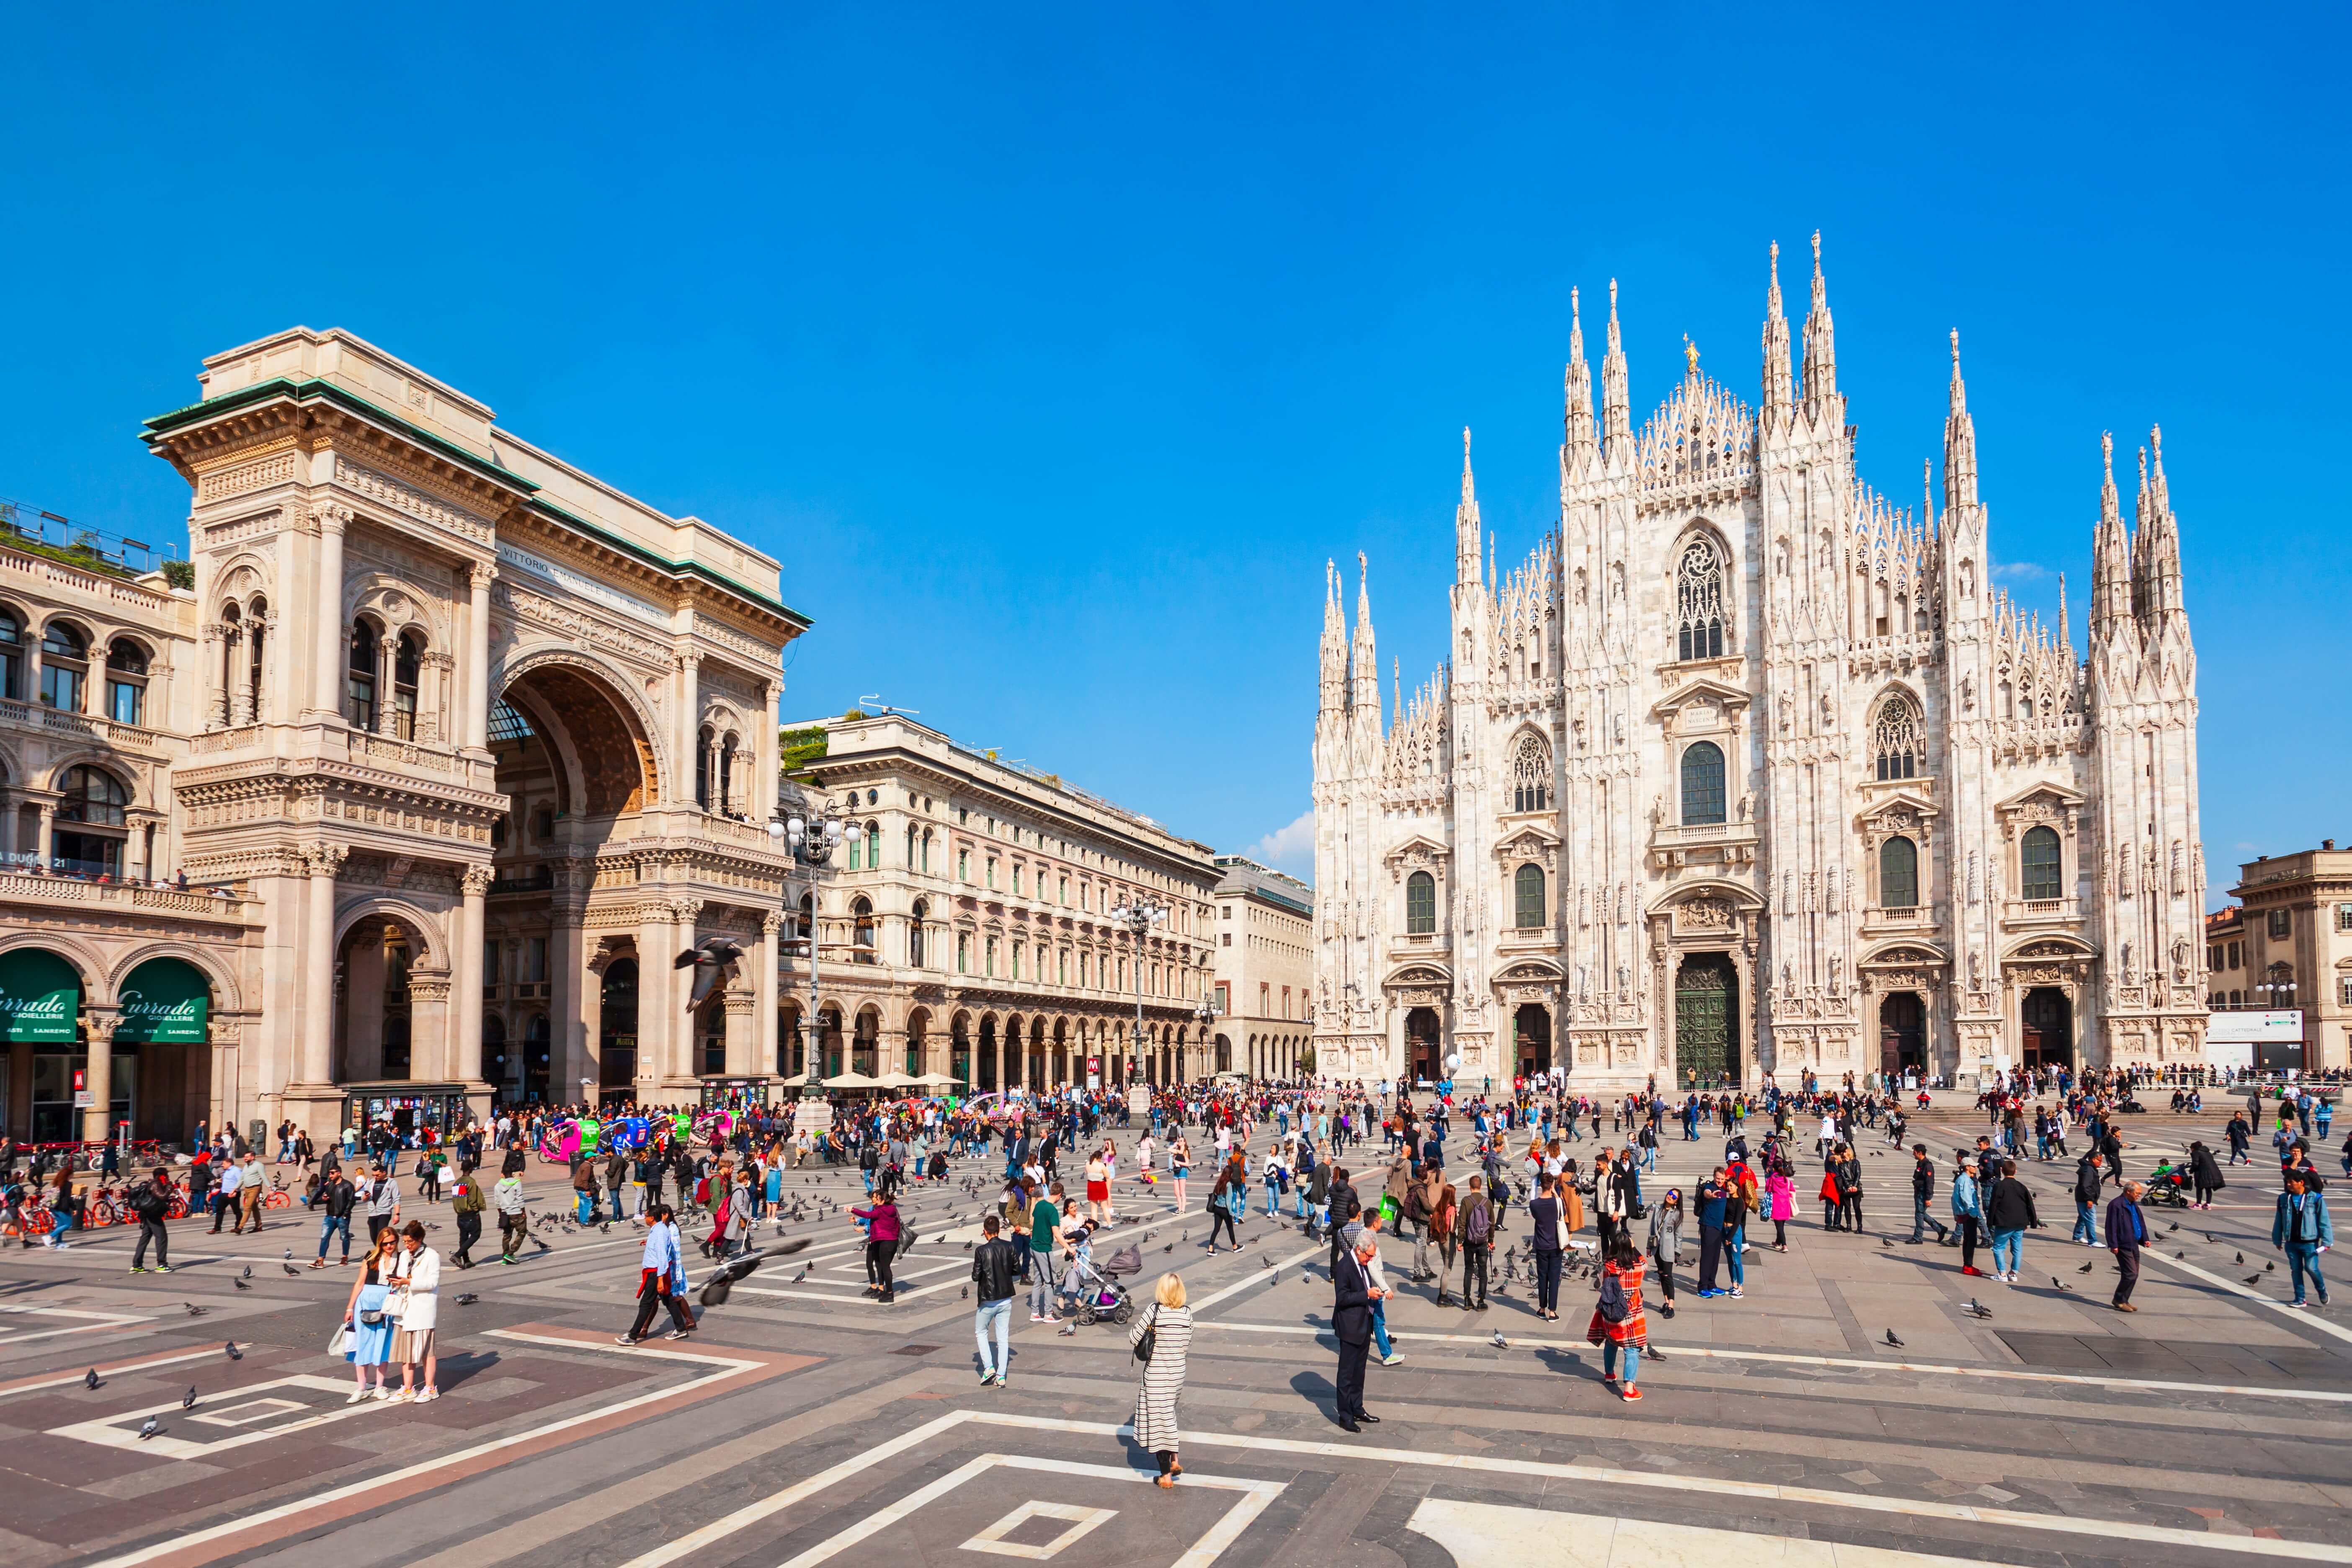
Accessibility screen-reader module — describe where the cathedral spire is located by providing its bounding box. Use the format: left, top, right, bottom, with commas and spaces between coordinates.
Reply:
1350, 550, 1380, 714
1563, 286, 1597, 471
1761, 241, 1792, 428
1921, 458, 1936, 540
1601, 278, 1631, 456
2091, 431, 2133, 636
1320, 558, 1346, 714
1800, 231, 1838, 410
1455, 426, 1482, 585
1944, 328, 1979, 518
2058, 572, 2073, 655
2139, 423, 2187, 623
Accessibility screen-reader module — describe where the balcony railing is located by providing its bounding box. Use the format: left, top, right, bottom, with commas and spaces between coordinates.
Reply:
0, 870, 256, 918
0, 697, 163, 753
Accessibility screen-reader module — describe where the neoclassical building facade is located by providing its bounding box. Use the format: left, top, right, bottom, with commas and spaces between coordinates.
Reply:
1313, 240, 2208, 1089
0, 328, 809, 1147
776, 713, 1221, 1092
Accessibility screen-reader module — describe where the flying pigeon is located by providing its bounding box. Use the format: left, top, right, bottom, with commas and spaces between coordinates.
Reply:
137, 1417, 161, 1441
675, 936, 748, 1013
225, 1341, 243, 1360
84, 1369, 101, 1390
182, 1387, 197, 1410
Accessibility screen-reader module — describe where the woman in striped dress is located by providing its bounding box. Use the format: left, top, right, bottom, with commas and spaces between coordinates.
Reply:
1585, 1235, 1650, 1401
1128, 1272, 1193, 1485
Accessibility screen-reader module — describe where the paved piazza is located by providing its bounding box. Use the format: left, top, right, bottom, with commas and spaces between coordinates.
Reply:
3, 1107, 2346, 1568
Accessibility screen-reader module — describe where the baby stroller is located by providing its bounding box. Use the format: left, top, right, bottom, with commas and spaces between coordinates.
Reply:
1070, 1241, 1140, 1326
2141, 1159, 2192, 1208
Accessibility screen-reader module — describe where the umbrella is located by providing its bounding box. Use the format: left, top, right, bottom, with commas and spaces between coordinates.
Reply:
820, 1071, 882, 1090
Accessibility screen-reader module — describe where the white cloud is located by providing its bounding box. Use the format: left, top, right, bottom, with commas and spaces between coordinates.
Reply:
1991, 558, 2050, 583
1251, 809, 1315, 875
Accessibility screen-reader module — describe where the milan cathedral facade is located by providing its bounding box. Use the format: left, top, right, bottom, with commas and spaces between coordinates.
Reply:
1311, 238, 2206, 1091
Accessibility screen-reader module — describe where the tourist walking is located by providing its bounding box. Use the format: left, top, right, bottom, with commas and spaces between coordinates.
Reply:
1951, 1155, 1986, 1277
1587, 1234, 1650, 1401
127, 1166, 175, 1274
386, 1220, 441, 1401
1129, 1272, 1194, 1485
2104, 1178, 2147, 1312
1528, 1173, 1566, 1320
2272, 1168, 2332, 1309
619, 1203, 695, 1344
1646, 1186, 1683, 1318
1330, 1232, 1380, 1431
340, 1231, 398, 1401
1985, 1158, 2041, 1282
972, 1213, 1019, 1384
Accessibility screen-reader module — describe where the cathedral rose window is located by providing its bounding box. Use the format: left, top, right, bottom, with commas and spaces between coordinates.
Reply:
1674, 536, 1727, 661
1511, 733, 1550, 813
1871, 691, 1922, 781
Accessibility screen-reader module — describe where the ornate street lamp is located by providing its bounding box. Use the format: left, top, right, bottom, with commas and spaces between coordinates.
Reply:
771, 809, 847, 1088
1108, 895, 1167, 1088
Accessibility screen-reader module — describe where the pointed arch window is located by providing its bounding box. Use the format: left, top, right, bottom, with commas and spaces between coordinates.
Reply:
2020, 825, 2063, 902
1674, 537, 1727, 661
1871, 691, 1922, 781
1406, 870, 1437, 934
1514, 863, 1546, 929
1511, 732, 1550, 813
1880, 834, 1919, 909
1680, 740, 1726, 826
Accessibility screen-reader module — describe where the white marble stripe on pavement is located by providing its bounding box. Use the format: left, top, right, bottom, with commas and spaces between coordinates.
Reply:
1186, 1318, 2352, 1403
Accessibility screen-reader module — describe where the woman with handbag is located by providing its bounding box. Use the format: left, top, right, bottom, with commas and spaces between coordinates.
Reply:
340, 1231, 398, 1401
1127, 1272, 1193, 1487
387, 1220, 442, 1403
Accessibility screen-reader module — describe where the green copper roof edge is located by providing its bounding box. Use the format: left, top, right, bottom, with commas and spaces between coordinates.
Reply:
522, 496, 810, 632
146, 380, 811, 634
143, 378, 537, 493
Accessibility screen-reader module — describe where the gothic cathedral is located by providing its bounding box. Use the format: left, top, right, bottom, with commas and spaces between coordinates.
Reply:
1311, 238, 2206, 1091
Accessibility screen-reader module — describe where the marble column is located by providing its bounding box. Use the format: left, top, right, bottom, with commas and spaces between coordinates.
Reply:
465, 563, 495, 750
724, 992, 755, 1078
551, 885, 587, 1091
757, 912, 782, 1077
302, 846, 347, 1083
80, 1005, 118, 1145
313, 511, 347, 718
455, 865, 490, 1084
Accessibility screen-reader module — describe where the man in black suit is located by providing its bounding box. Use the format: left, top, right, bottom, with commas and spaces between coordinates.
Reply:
1331, 1232, 1382, 1431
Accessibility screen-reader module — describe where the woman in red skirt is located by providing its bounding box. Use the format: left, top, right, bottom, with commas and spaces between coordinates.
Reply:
1586, 1235, 1650, 1400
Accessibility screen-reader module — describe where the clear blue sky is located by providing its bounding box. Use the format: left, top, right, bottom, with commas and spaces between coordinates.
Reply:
4, 6, 2343, 900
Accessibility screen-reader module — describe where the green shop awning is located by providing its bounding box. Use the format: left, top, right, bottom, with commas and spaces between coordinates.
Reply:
114, 958, 211, 1044
0, 949, 83, 1044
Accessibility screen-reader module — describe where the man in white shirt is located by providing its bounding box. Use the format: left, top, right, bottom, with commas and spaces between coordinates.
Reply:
209, 1155, 245, 1233
364, 1164, 402, 1246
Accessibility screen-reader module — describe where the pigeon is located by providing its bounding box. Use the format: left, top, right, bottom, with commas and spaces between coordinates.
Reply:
963, 1240, 974, 1251
961, 1285, 970, 1300
1490, 1329, 1509, 1349
232, 1277, 252, 1291
282, 1261, 302, 1276
675, 936, 747, 1012
2077, 1261, 2095, 1273
1879, 1236, 1893, 1249
1057, 1321, 1077, 1337
2266, 1260, 2276, 1273
225, 1341, 242, 1360
455, 1292, 479, 1306
2167, 1222, 2179, 1233
184, 1303, 209, 1317
182, 1386, 197, 1410
2052, 1275, 2073, 1292
1965, 1300, 1993, 1320
84, 1369, 101, 1390
137, 1417, 161, 1441
1163, 1243, 1174, 1253
1885, 1329, 1904, 1347
283, 1249, 293, 1260
2175, 1252, 2184, 1260
2237, 1252, 2246, 1265
2244, 1274, 2263, 1285
793, 1266, 808, 1282
241, 1264, 253, 1280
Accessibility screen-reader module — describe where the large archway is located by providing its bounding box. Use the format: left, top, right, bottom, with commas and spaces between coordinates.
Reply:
1513, 1003, 1553, 1079
1674, 952, 1739, 1090
2021, 987, 2073, 1070
598, 957, 640, 1102
1878, 992, 1926, 1078
1405, 1006, 1442, 1084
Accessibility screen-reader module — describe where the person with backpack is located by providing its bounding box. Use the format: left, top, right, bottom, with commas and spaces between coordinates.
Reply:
448, 1161, 487, 1269
1453, 1173, 1495, 1310
126, 1166, 176, 1274
1586, 1234, 1650, 1401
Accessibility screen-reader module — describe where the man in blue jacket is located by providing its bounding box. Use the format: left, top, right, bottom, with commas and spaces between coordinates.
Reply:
2103, 1180, 2147, 1313
2272, 1168, 2334, 1309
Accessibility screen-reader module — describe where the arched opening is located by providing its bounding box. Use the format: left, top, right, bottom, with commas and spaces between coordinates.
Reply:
697, 994, 727, 1077
950, 1012, 972, 1087
1880, 835, 1919, 910
105, 638, 150, 726
2020, 825, 2063, 902
392, 630, 423, 740
483, 1014, 511, 1101
0, 605, 23, 701
819, 1005, 845, 1079
1214, 1032, 1232, 1074
496, 661, 658, 824
0, 949, 98, 1142
905, 1008, 929, 1077
599, 958, 640, 1100
1002, 1014, 1025, 1089
524, 1014, 551, 1104
40, 620, 89, 712
1029, 1016, 1046, 1092
53, 764, 131, 879
334, 917, 430, 1086
346, 620, 380, 730
113, 955, 214, 1145
1406, 870, 1436, 934
1513, 1002, 1552, 1078
2021, 987, 2073, 1070
1405, 1005, 1442, 1084
977, 1015, 998, 1090
1680, 741, 1726, 826
1674, 952, 1739, 1089
1878, 991, 1926, 1078
1052, 1017, 1068, 1086
851, 897, 877, 965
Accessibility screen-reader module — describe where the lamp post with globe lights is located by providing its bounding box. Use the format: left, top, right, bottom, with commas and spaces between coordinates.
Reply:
769, 809, 848, 1088
1108, 895, 1168, 1088
1192, 992, 1219, 1087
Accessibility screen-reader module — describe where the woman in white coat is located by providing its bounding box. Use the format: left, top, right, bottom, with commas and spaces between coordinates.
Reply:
387, 1219, 442, 1403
